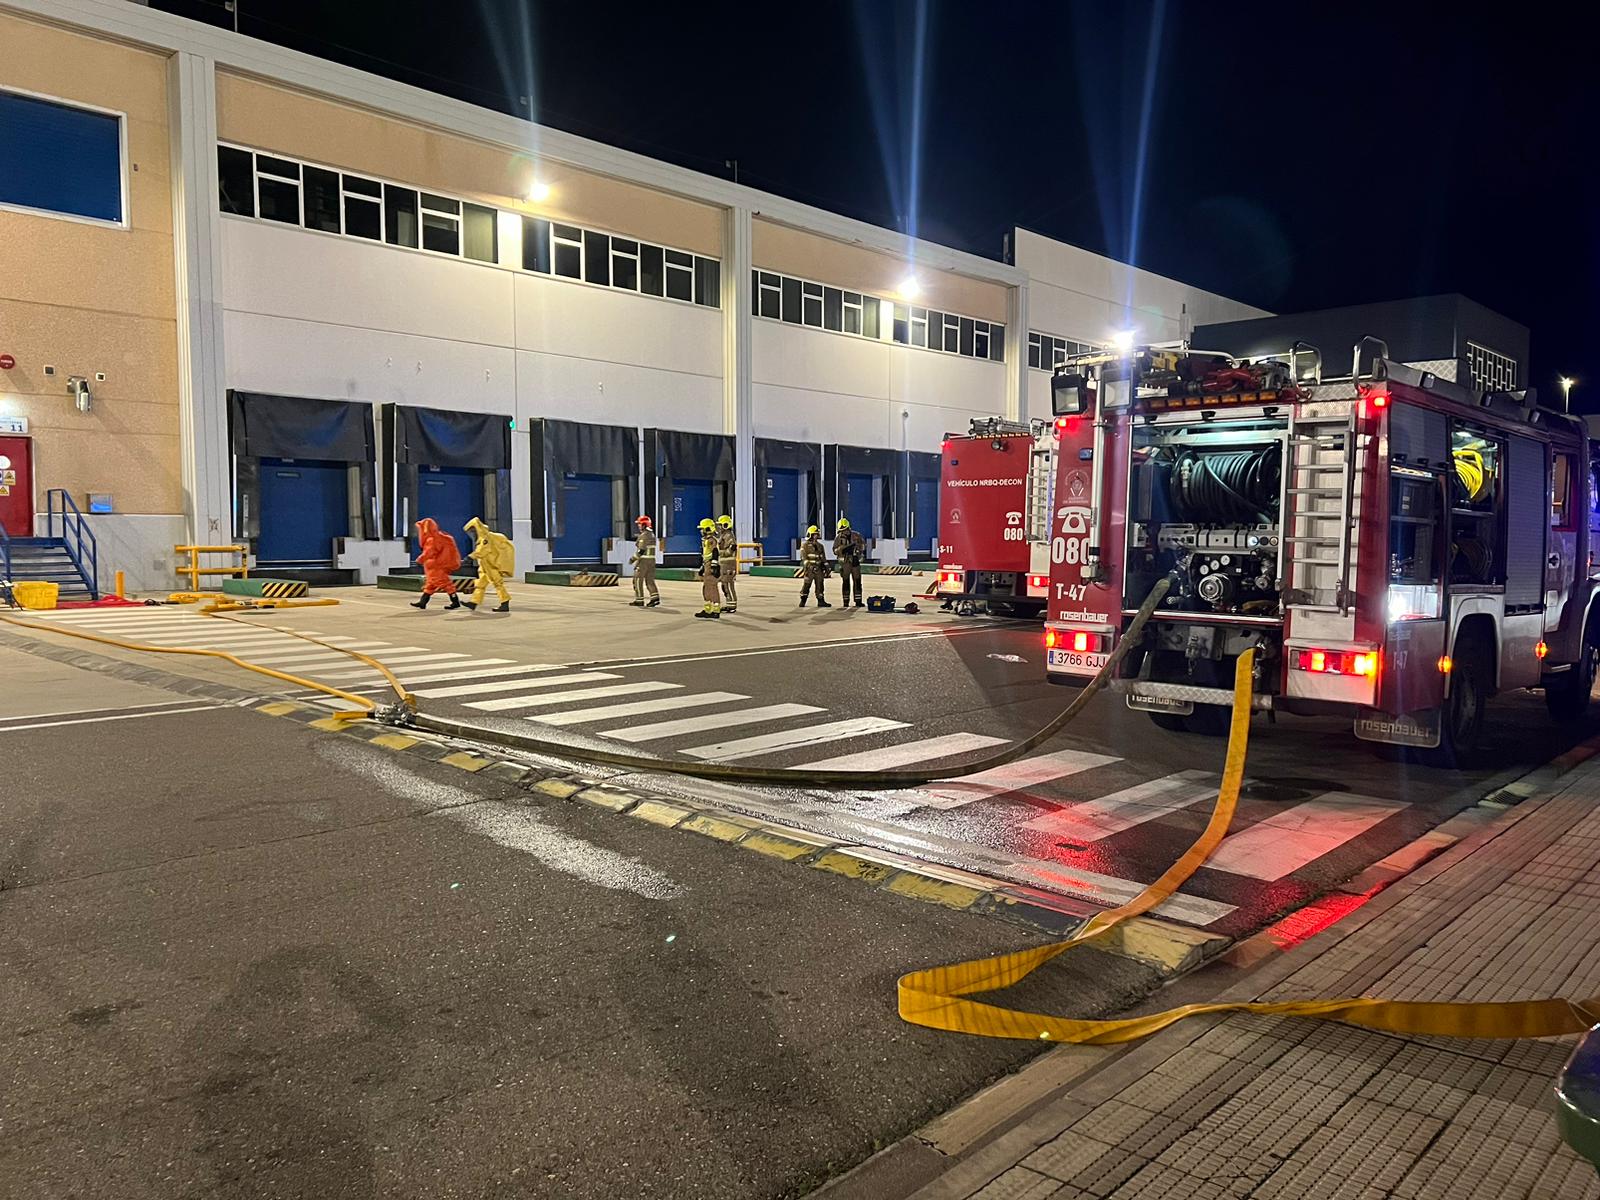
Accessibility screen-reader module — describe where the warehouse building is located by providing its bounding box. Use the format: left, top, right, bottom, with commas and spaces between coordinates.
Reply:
0, 0, 1267, 591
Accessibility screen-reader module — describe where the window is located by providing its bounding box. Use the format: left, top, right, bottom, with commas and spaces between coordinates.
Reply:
217, 146, 254, 216
1553, 453, 1575, 529
759, 272, 782, 320
420, 193, 461, 255
552, 223, 583, 278
664, 250, 694, 302
343, 174, 381, 240
384, 185, 418, 247
463, 203, 497, 263
607, 238, 640, 291
959, 317, 975, 358
893, 304, 910, 344
1389, 469, 1441, 586
910, 307, 928, 348
780, 276, 802, 323
640, 244, 664, 296
694, 257, 720, 307
822, 286, 843, 332
973, 321, 991, 360
1028, 331, 1042, 369
802, 281, 824, 327
1449, 425, 1504, 584
843, 291, 863, 335
990, 323, 1006, 362
862, 297, 880, 340
0, 88, 124, 224
256, 154, 301, 225
583, 231, 610, 285
522, 216, 551, 273
303, 165, 341, 233
941, 313, 959, 354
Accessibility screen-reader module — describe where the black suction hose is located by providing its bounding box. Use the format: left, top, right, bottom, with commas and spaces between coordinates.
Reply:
409, 577, 1173, 789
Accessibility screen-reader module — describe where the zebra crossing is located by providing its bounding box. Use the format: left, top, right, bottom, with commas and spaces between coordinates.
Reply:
12, 605, 1420, 926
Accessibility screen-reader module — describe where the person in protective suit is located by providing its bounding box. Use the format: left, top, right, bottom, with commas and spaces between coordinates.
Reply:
833, 517, 866, 608
715, 514, 739, 613
411, 517, 463, 609
631, 515, 661, 607
462, 517, 515, 612
695, 518, 722, 619
799, 525, 832, 608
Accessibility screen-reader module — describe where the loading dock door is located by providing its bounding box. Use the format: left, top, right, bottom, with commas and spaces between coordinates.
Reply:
913, 478, 939, 556
763, 468, 800, 559
846, 473, 874, 534
257, 458, 348, 563
554, 473, 615, 561
667, 479, 714, 553
416, 466, 480, 558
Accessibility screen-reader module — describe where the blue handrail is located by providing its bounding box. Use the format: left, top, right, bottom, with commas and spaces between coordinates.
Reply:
0, 517, 11, 584
45, 489, 98, 600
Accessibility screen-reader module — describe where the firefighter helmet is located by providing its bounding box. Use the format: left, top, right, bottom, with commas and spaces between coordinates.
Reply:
698, 518, 716, 531
716, 514, 733, 527
836, 518, 850, 530
635, 515, 652, 528
806, 525, 819, 535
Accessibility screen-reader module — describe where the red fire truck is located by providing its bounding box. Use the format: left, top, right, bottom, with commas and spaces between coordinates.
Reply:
935, 418, 1057, 615
1043, 338, 1600, 762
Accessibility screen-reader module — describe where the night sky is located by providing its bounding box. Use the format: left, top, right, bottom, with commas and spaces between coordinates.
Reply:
156, 0, 1598, 407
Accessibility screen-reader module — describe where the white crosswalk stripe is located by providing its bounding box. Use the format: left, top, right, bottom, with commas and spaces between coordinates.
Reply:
468, 681, 681, 712
237, 645, 426, 665
532, 692, 750, 727
912, 748, 1121, 810
1010, 857, 1238, 925
793, 732, 1009, 772
313, 659, 524, 685
683, 716, 908, 762
602, 703, 824, 743
1021, 770, 1217, 843
335, 662, 549, 688
1205, 793, 1407, 881
413, 672, 620, 699
300, 651, 471, 672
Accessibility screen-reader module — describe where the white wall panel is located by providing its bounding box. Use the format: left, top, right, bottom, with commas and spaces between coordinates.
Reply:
514, 350, 721, 432
224, 311, 516, 410
222, 218, 515, 346
513, 273, 721, 380
752, 383, 886, 447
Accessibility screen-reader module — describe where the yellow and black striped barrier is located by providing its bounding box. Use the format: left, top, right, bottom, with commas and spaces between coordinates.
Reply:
569, 572, 620, 587
221, 577, 310, 599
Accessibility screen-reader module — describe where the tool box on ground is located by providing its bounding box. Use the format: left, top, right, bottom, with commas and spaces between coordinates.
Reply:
866, 595, 897, 613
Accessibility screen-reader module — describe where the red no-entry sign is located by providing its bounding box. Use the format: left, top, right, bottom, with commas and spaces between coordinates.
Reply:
0, 355, 14, 370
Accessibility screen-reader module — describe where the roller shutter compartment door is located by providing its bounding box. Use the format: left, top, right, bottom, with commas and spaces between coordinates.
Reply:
846, 474, 874, 535
667, 480, 714, 553
417, 467, 481, 559
913, 478, 940, 556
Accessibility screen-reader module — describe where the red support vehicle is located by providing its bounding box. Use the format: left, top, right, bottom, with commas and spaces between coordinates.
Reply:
936, 418, 1056, 616
1043, 338, 1600, 762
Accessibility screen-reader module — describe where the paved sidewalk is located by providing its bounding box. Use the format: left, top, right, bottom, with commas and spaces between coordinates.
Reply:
890, 757, 1600, 1200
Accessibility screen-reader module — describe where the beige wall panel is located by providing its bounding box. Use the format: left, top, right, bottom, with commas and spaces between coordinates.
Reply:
753, 220, 1008, 323
0, 301, 178, 408
18, 428, 180, 514
0, 12, 169, 121
1, 391, 177, 439
217, 74, 722, 255
0, 216, 176, 321
125, 114, 173, 236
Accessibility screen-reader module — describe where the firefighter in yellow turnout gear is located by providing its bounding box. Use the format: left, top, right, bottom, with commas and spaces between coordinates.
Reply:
695, 518, 722, 619
833, 517, 866, 608
716, 514, 739, 613
462, 517, 515, 612
799, 525, 832, 608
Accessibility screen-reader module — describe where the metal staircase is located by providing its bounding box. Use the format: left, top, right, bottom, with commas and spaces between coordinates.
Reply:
1, 489, 99, 601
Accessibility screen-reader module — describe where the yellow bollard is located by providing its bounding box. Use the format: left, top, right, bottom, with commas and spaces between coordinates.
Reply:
114, 570, 126, 599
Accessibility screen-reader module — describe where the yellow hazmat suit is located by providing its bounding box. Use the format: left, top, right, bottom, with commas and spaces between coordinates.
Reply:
464, 517, 515, 611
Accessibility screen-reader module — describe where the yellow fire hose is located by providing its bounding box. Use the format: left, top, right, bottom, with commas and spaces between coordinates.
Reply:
0, 609, 414, 722
897, 650, 1600, 1043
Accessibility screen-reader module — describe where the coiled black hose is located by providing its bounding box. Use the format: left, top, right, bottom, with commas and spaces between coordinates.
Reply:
1170, 444, 1281, 524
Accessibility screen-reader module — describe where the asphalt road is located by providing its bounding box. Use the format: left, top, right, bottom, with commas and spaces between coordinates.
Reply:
0, 695, 1160, 1200
409, 615, 1597, 942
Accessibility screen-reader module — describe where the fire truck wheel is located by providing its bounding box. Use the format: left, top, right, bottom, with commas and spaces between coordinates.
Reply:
1546, 618, 1599, 723
1426, 634, 1490, 767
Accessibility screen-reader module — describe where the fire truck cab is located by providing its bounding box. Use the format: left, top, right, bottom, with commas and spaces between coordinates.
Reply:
1043, 337, 1600, 763
935, 418, 1056, 616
